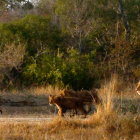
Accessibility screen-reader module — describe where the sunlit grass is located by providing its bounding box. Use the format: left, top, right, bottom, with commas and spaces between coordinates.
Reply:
0, 114, 139, 140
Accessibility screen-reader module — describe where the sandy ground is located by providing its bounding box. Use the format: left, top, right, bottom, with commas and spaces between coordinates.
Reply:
0, 116, 52, 123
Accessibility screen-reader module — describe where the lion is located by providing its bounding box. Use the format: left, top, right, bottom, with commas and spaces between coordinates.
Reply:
59, 89, 102, 114
136, 81, 140, 95
48, 95, 88, 117
60, 89, 102, 104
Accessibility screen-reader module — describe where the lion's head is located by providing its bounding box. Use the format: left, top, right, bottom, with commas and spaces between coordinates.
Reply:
48, 95, 55, 105
136, 81, 140, 95
48, 95, 61, 105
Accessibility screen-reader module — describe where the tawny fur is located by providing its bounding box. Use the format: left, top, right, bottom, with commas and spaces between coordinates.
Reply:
60, 89, 102, 104
136, 81, 140, 95
49, 95, 88, 117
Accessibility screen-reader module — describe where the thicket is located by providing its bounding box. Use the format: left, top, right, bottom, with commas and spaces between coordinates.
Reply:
0, 0, 139, 90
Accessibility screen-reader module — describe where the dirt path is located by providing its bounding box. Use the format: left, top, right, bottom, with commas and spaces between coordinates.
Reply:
0, 116, 53, 123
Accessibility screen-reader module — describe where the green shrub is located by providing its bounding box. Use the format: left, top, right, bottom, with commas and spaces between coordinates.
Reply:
21, 48, 100, 89
0, 15, 64, 56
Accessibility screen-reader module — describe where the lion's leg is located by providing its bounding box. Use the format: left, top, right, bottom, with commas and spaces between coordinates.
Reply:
58, 108, 64, 117
70, 109, 77, 117
69, 110, 74, 117
84, 104, 91, 113
74, 109, 78, 115
56, 105, 64, 117
78, 107, 87, 118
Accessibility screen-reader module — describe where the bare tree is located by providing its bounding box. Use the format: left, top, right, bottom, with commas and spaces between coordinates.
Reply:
56, 0, 94, 53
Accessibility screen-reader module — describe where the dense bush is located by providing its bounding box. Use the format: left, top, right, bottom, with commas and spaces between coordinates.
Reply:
21, 48, 99, 89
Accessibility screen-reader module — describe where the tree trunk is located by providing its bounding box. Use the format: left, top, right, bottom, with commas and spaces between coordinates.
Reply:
118, 0, 130, 41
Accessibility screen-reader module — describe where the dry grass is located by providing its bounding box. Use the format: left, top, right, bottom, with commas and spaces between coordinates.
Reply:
0, 85, 61, 96
0, 115, 139, 140
27, 85, 61, 95
0, 75, 140, 140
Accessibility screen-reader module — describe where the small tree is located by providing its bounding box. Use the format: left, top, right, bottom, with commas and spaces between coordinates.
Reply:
0, 44, 25, 86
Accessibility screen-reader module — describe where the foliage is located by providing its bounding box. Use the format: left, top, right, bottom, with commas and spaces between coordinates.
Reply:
0, 0, 139, 89
21, 48, 98, 89
0, 15, 63, 55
